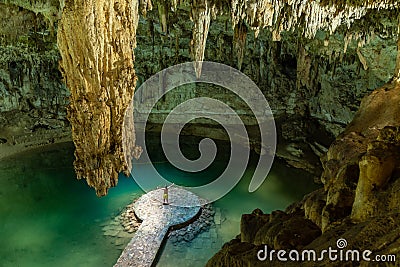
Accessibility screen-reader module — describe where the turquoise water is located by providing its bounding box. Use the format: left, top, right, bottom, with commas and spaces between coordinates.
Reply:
0, 141, 318, 266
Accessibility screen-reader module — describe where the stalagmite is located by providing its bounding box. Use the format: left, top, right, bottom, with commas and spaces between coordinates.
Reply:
57, 0, 141, 196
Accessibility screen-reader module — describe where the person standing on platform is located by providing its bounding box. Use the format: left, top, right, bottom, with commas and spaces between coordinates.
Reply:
162, 183, 174, 204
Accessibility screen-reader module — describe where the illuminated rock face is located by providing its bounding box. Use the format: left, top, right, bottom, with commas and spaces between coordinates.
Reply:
57, 0, 141, 196
321, 82, 400, 226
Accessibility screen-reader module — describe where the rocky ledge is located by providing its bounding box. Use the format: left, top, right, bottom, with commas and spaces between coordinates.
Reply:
207, 81, 400, 266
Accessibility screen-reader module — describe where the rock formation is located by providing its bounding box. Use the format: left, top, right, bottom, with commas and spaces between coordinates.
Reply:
207, 83, 400, 266
133, 2, 399, 177
206, 3, 400, 265
57, 0, 142, 196
0, 0, 399, 196
190, 0, 212, 77
208, 49, 400, 267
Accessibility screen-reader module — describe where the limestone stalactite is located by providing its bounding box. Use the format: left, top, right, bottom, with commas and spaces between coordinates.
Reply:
395, 15, 400, 81
157, 0, 168, 33
57, 0, 141, 196
233, 20, 247, 70
190, 0, 212, 77
229, 0, 399, 39
139, 0, 153, 16
186, 0, 399, 76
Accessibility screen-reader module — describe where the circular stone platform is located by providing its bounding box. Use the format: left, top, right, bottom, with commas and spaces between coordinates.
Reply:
114, 187, 202, 267
134, 186, 201, 227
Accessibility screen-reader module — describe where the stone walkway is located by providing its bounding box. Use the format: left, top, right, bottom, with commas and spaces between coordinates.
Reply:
114, 187, 201, 267
157, 206, 228, 267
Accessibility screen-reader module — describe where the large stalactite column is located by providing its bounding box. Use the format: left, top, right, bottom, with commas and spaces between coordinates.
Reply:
190, 0, 211, 77
57, 0, 141, 196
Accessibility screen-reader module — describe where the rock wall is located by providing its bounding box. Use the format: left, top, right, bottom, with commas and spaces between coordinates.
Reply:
133, 5, 398, 176
207, 80, 400, 267
0, 2, 69, 146
395, 17, 400, 80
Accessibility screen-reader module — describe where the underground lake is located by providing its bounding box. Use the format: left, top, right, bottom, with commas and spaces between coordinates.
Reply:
0, 138, 318, 267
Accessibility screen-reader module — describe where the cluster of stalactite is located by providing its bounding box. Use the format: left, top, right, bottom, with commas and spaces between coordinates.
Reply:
139, 0, 399, 76
55, 0, 400, 196
2, 0, 63, 33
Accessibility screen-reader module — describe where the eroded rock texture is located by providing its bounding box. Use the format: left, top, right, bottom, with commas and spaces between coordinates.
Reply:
207, 80, 400, 266
0, 2, 69, 148
57, 0, 141, 196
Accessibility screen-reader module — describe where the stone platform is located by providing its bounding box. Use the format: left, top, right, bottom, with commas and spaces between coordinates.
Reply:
114, 187, 201, 267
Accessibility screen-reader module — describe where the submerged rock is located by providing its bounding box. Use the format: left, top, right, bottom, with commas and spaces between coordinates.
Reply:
168, 202, 217, 245
118, 201, 142, 233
